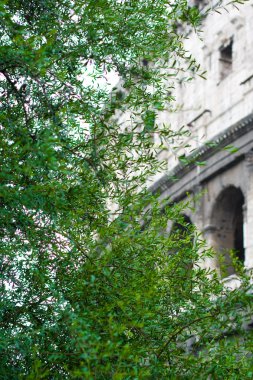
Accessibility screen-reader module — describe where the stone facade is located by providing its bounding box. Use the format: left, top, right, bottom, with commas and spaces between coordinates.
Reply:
150, 0, 253, 279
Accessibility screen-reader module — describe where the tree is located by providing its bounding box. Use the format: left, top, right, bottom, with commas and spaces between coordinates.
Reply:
0, 0, 253, 379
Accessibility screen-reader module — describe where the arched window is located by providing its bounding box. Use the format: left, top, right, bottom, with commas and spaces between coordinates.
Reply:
171, 214, 193, 238
211, 186, 244, 275
169, 215, 194, 259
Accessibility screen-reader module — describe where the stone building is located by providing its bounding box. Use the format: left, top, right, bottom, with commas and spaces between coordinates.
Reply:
149, 0, 253, 281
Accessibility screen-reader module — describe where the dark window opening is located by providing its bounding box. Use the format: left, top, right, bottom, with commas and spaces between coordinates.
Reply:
115, 90, 124, 101
189, 0, 207, 9
219, 40, 233, 80
173, 215, 193, 237
170, 215, 194, 272
142, 59, 149, 67
193, 0, 204, 8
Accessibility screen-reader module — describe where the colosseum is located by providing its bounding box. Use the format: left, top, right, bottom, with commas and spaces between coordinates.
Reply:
148, 0, 253, 281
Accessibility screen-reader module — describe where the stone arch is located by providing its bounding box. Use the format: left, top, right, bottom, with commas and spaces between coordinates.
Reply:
171, 214, 193, 237
169, 214, 195, 271
210, 185, 245, 275
170, 214, 195, 254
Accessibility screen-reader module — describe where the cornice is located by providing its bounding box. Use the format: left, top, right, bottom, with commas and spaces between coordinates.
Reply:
150, 113, 253, 195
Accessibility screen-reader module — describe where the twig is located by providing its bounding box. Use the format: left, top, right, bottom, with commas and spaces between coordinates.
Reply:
1, 70, 29, 126
157, 311, 218, 358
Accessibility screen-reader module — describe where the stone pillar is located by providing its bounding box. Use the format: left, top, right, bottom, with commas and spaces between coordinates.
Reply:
192, 185, 220, 274
201, 224, 221, 275
244, 150, 253, 269
192, 184, 204, 231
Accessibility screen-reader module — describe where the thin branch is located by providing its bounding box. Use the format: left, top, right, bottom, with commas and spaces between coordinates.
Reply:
1, 70, 29, 126
156, 311, 219, 358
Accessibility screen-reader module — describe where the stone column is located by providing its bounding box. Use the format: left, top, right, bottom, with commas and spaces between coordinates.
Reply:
192, 185, 220, 274
201, 224, 221, 275
243, 150, 253, 269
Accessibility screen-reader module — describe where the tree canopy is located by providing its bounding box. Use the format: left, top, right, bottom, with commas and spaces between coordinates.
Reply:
0, 0, 253, 379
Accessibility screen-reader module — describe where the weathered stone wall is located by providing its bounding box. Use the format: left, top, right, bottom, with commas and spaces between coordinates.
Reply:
151, 0, 253, 279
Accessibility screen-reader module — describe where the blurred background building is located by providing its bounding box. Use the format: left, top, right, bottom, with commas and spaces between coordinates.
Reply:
149, 0, 253, 280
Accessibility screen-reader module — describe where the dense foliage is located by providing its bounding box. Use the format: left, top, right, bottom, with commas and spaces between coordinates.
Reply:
0, 0, 253, 378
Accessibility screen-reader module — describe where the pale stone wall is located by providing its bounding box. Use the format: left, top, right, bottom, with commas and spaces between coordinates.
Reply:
156, 0, 253, 174
150, 0, 253, 276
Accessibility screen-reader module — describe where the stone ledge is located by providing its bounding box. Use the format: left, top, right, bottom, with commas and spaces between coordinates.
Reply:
150, 113, 253, 196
